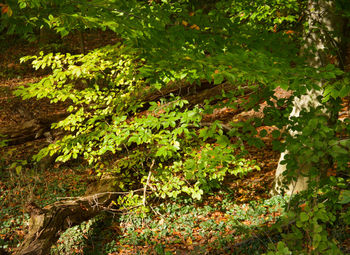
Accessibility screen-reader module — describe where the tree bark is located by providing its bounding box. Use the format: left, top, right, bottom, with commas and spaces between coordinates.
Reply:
273, 0, 345, 195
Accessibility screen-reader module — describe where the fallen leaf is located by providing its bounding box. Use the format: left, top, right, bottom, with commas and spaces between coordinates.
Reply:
182, 20, 188, 27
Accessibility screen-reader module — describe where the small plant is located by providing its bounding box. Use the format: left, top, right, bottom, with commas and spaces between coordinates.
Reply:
266, 195, 346, 255
266, 241, 292, 255
9, 159, 28, 175
0, 134, 8, 148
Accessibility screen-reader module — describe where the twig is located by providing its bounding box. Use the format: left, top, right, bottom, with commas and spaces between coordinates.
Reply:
143, 159, 155, 206
150, 205, 164, 216
100, 204, 142, 213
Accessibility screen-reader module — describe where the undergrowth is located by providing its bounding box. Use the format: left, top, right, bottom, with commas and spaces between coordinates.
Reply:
48, 194, 287, 255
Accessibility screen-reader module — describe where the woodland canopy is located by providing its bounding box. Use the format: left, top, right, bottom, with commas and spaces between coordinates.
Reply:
0, 0, 349, 254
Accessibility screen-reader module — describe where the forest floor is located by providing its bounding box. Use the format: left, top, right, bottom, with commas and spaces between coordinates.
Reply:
0, 33, 349, 254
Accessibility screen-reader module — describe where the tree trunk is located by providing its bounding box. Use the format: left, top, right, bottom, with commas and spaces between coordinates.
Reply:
273, 0, 345, 195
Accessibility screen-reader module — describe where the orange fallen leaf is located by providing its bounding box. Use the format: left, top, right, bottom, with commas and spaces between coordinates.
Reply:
299, 203, 307, 211
190, 24, 200, 30
181, 20, 188, 27
1, 5, 12, 16
1, 6, 8, 14
327, 168, 336, 176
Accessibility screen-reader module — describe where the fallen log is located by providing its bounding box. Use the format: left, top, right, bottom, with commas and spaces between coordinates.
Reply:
14, 192, 117, 255
0, 113, 69, 146
2, 82, 244, 147
184, 82, 242, 106
0, 120, 42, 146
14, 172, 146, 255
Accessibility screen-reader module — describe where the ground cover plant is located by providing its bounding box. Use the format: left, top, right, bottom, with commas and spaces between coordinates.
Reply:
0, 0, 349, 254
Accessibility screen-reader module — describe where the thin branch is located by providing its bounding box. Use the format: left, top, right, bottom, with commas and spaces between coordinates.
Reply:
143, 159, 155, 206
100, 204, 142, 213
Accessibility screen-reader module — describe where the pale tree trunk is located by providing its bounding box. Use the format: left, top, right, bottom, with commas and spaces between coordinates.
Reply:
273, 0, 344, 195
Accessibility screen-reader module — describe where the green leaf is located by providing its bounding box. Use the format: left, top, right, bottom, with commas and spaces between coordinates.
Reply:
259, 129, 268, 137
314, 223, 322, 233
300, 212, 309, 222
331, 145, 348, 156
216, 135, 230, 145
16, 166, 22, 175
313, 233, 321, 248
271, 130, 280, 139
338, 190, 350, 204
213, 73, 224, 85
339, 83, 350, 97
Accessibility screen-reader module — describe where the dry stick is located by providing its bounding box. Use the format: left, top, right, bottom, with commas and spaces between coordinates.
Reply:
100, 204, 142, 213
143, 159, 155, 206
